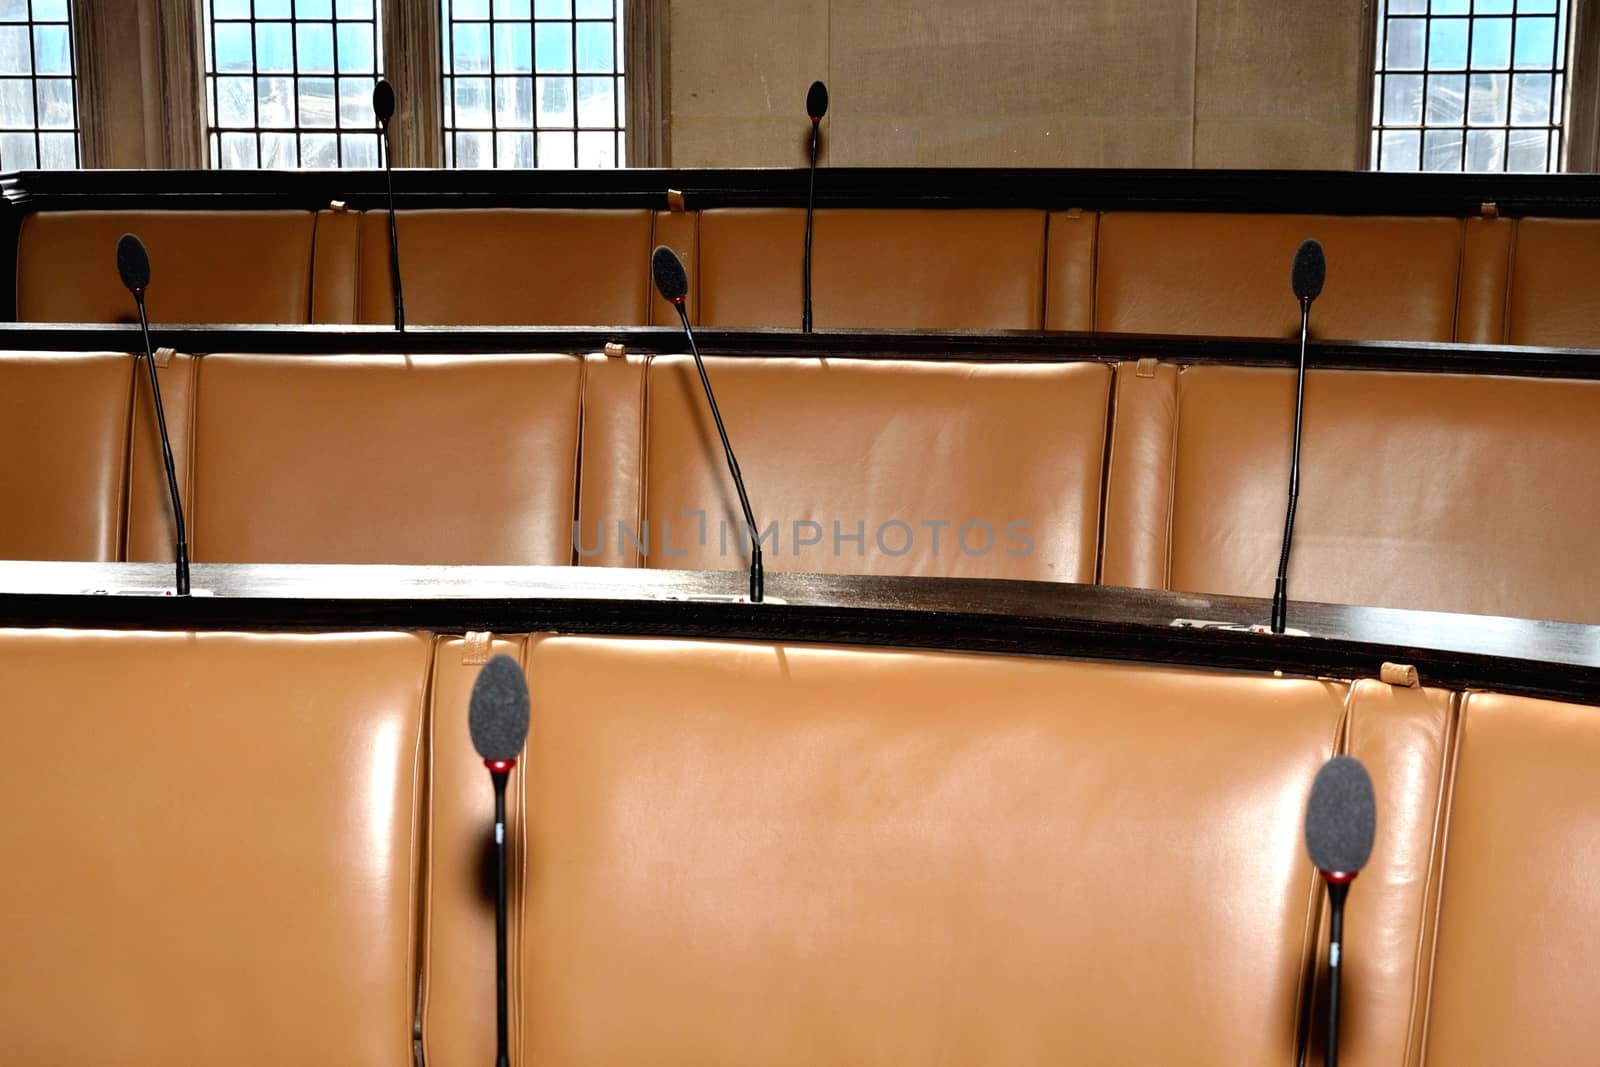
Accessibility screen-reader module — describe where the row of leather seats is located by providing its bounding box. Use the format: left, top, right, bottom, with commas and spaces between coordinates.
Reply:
0, 627, 1589, 1065
17, 206, 1600, 346
6, 348, 1597, 624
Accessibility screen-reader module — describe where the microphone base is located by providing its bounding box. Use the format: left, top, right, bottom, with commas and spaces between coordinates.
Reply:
1169, 618, 1308, 637
662, 594, 788, 605
84, 587, 215, 597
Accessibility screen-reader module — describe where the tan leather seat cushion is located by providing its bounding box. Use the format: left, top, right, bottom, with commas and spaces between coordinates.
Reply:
0, 629, 431, 1066
698, 208, 1047, 329
17, 210, 317, 323
1504, 218, 1600, 348
1096, 213, 1462, 340
182, 353, 583, 564
353, 209, 654, 325
1160, 365, 1600, 624
633, 356, 1110, 580
507, 635, 1346, 1064
1422, 692, 1600, 1064
0, 352, 132, 561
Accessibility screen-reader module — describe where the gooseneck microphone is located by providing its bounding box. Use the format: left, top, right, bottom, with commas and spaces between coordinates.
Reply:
1271, 238, 1326, 634
469, 653, 531, 1067
372, 78, 405, 331
1305, 754, 1376, 1067
802, 80, 828, 332
117, 234, 190, 597
651, 245, 765, 602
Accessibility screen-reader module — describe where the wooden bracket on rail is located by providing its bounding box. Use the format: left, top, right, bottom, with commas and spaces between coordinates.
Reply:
462, 631, 494, 665
1380, 661, 1421, 688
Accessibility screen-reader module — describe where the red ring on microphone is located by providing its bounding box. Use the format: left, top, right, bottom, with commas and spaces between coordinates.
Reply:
1320, 869, 1358, 885
484, 758, 516, 773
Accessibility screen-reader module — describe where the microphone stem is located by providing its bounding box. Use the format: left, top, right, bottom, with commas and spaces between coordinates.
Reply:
491, 767, 510, 1067
135, 294, 189, 597
1271, 298, 1311, 634
676, 303, 764, 602
1326, 879, 1349, 1067
803, 120, 818, 333
381, 120, 405, 332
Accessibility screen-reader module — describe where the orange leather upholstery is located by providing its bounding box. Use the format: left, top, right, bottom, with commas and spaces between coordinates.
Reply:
1095, 213, 1463, 340
1044, 208, 1098, 331
1307, 678, 1454, 1067
421, 633, 529, 1067
576, 350, 649, 567
124, 351, 197, 564
698, 208, 1048, 328
1421, 691, 1600, 1064
0, 629, 431, 1065
500, 634, 1347, 1064
1503, 218, 1600, 348
310, 207, 362, 323
170, 353, 583, 565
1102, 363, 1600, 624
1454, 216, 1513, 345
629, 356, 1110, 580
0, 351, 133, 561
17, 210, 317, 323
351, 209, 654, 325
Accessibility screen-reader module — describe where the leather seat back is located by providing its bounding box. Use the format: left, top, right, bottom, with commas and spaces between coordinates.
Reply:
351, 209, 654, 325
1501, 218, 1600, 348
698, 208, 1048, 328
470, 634, 1349, 1064
17, 210, 318, 323
0, 629, 432, 1066
0, 352, 133, 560
1419, 691, 1600, 1065
1103, 363, 1600, 624
1096, 213, 1463, 340
614, 356, 1111, 580
150, 353, 583, 565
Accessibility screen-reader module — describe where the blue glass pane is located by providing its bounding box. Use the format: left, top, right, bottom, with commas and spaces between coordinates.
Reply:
495, 23, 533, 73
32, 0, 69, 18
454, 0, 490, 17
336, 23, 375, 73
213, 0, 251, 18
1385, 19, 1425, 70
33, 25, 71, 75
1428, 19, 1467, 69
1513, 17, 1556, 69
296, 0, 334, 17
215, 24, 253, 73
0, 2, 28, 22
576, 21, 612, 72
256, 23, 293, 73
336, 0, 376, 16
1475, 0, 1514, 12
535, 22, 571, 72
297, 24, 335, 74
576, 0, 611, 15
1470, 17, 1512, 69
452, 24, 490, 74
535, 0, 572, 16
1430, 0, 1469, 12
255, 0, 291, 16
494, 0, 533, 15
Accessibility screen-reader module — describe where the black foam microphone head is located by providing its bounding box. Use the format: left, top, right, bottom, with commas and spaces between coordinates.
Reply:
373, 78, 396, 123
468, 653, 530, 763
806, 80, 829, 121
1305, 755, 1376, 875
651, 244, 689, 304
1291, 238, 1326, 303
116, 233, 151, 293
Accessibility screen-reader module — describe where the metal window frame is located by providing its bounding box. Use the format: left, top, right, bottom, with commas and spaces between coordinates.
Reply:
202, 0, 384, 170
1371, 0, 1574, 173
439, 0, 625, 169
0, 0, 82, 170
